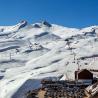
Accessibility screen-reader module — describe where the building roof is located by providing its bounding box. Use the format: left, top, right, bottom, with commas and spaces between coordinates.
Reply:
76, 69, 93, 74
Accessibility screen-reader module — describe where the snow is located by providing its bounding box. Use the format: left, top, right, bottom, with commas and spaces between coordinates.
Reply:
0, 21, 98, 98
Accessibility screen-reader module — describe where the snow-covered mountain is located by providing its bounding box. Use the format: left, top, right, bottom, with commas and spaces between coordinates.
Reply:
0, 20, 98, 98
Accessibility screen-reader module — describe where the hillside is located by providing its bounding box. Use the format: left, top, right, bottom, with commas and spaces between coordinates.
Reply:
0, 21, 98, 98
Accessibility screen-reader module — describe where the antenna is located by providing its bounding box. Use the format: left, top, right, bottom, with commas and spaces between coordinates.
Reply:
77, 60, 80, 71
72, 51, 76, 62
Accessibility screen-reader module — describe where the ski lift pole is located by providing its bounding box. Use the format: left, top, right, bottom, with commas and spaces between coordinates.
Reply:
9, 53, 11, 61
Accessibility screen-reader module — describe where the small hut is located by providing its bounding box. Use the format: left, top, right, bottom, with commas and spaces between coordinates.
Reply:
75, 69, 93, 85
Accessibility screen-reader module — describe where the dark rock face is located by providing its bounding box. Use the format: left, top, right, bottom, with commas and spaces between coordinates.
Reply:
19, 20, 28, 29
84, 29, 96, 37
0, 28, 4, 32
0, 76, 4, 80
42, 21, 52, 27
33, 24, 41, 28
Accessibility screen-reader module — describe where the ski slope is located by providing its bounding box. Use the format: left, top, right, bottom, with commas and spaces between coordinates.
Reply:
0, 21, 98, 98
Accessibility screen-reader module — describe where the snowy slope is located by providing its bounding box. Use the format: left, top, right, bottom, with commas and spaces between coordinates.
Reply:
0, 21, 98, 98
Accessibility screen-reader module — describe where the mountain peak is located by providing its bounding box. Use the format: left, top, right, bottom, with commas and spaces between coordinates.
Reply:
32, 20, 52, 28
18, 20, 28, 29
41, 20, 52, 27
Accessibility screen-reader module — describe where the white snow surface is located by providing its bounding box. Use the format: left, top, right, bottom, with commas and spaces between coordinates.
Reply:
0, 21, 98, 98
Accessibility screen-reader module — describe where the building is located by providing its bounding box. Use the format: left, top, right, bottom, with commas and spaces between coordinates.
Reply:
75, 69, 93, 85
85, 81, 98, 97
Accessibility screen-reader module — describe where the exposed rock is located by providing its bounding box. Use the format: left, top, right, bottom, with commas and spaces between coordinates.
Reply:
18, 20, 28, 29
42, 21, 52, 27
33, 24, 41, 28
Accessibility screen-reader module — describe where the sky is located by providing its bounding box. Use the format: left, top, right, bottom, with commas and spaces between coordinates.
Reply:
0, 0, 98, 28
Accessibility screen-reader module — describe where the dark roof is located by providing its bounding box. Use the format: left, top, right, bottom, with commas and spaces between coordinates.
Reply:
76, 69, 93, 74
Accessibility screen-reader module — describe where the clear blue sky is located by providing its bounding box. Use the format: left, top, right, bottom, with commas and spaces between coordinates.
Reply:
0, 0, 98, 28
